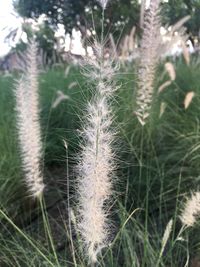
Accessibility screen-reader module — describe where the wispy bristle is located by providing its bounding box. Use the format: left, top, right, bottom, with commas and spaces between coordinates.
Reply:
15, 40, 44, 198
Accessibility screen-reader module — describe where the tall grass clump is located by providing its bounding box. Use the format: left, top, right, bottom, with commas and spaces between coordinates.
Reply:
135, 0, 161, 125
15, 40, 44, 198
76, 0, 118, 263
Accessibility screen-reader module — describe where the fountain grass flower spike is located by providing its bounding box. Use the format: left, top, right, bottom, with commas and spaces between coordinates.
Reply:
15, 40, 44, 198
180, 192, 200, 227
77, 41, 118, 263
97, 0, 109, 9
135, 0, 161, 125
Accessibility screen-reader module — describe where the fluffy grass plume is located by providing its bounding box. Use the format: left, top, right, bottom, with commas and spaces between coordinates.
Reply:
156, 219, 173, 266
135, 0, 161, 125
180, 192, 200, 227
165, 62, 176, 81
97, 0, 109, 9
184, 91, 195, 110
15, 40, 44, 198
77, 42, 117, 263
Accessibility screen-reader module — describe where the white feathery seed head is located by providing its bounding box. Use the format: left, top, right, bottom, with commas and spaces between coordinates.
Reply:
135, 0, 161, 125
77, 42, 117, 263
97, 0, 109, 9
83, 42, 118, 85
161, 219, 173, 249
157, 218, 173, 261
15, 40, 44, 198
180, 192, 200, 227
165, 62, 176, 81
184, 91, 195, 110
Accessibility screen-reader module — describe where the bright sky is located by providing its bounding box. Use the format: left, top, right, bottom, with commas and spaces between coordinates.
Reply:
0, 0, 22, 56
0, 0, 85, 57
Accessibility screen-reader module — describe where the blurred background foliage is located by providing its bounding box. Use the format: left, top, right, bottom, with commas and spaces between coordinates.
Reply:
10, 0, 200, 65
14, 0, 200, 40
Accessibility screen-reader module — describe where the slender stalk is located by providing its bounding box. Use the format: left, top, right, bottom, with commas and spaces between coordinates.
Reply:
0, 209, 55, 267
64, 141, 77, 267
39, 197, 61, 267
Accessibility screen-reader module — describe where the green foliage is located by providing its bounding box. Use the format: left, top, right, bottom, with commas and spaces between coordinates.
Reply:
0, 75, 23, 209
162, 0, 200, 40
35, 21, 59, 64
13, 21, 60, 65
